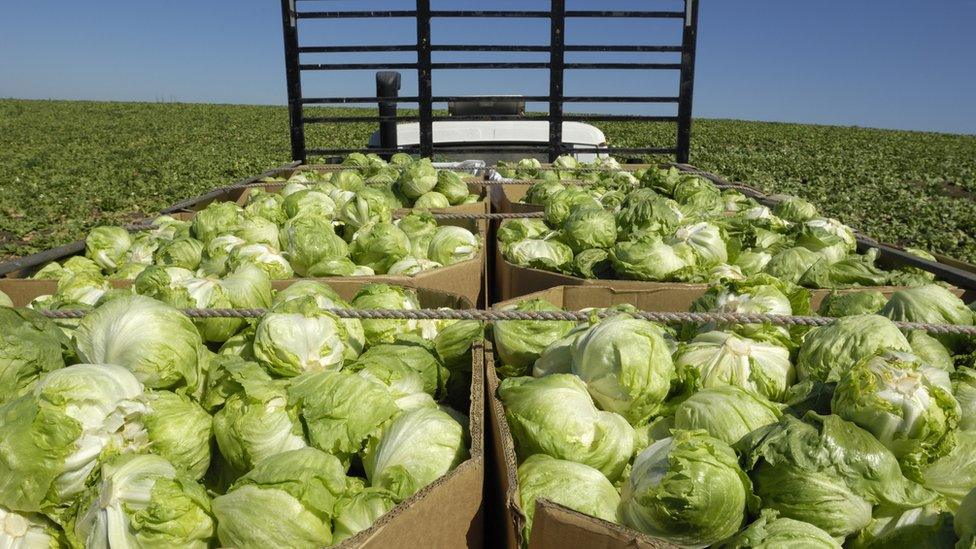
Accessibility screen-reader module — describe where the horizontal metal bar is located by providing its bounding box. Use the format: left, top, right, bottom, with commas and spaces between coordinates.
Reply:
563, 114, 678, 122
565, 62, 682, 70
301, 62, 679, 71
302, 96, 420, 104
565, 45, 683, 52
423, 145, 679, 154
298, 45, 417, 53
431, 44, 549, 52
162, 161, 299, 213
296, 10, 417, 19
583, 147, 678, 154
296, 45, 683, 54
0, 241, 85, 277
452, 145, 550, 151
303, 116, 420, 123
562, 96, 679, 103
432, 95, 549, 102
300, 63, 418, 70
307, 147, 419, 156
426, 95, 679, 104
431, 62, 548, 69
295, 45, 683, 55
868, 244, 976, 290
429, 11, 551, 18
430, 115, 548, 122
565, 10, 685, 18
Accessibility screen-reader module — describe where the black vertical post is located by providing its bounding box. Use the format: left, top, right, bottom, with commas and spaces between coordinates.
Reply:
676, 0, 699, 164
547, 0, 566, 162
280, 0, 306, 163
416, 0, 434, 158
376, 72, 402, 159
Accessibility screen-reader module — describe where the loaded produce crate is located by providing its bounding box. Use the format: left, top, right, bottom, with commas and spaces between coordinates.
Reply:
163, 159, 489, 216
0, 279, 485, 547
487, 285, 976, 548
0, 187, 488, 307
488, 158, 976, 302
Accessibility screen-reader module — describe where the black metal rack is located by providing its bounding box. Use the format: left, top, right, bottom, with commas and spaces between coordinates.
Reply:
280, 0, 700, 163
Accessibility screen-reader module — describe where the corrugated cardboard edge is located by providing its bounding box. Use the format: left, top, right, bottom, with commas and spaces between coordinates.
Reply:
339, 342, 485, 549
486, 336, 678, 549
485, 341, 525, 548
529, 500, 675, 549
489, 184, 538, 215
493, 252, 967, 307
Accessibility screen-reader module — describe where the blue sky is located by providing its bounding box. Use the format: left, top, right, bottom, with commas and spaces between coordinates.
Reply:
2, 0, 974, 134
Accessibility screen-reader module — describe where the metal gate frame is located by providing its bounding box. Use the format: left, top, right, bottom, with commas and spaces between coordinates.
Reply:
280, 0, 700, 163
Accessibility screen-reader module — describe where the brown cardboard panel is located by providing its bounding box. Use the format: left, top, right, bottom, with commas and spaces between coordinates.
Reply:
485, 342, 523, 549
493, 252, 971, 307
489, 184, 539, 215
494, 284, 709, 312
486, 343, 677, 549
528, 500, 675, 549
343, 342, 486, 549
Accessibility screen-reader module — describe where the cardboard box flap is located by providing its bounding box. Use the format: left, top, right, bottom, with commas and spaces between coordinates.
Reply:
528, 500, 676, 549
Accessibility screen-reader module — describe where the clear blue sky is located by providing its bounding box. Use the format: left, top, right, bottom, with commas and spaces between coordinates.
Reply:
2, 0, 974, 134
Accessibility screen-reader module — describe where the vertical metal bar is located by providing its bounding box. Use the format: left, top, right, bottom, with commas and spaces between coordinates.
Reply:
416, 0, 434, 158
280, 0, 306, 163
675, 0, 699, 163
548, 0, 566, 162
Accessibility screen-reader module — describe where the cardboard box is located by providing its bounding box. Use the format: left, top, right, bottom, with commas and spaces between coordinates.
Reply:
166, 161, 490, 215
166, 179, 489, 216
493, 251, 974, 306
1, 216, 488, 306
485, 335, 676, 549
345, 340, 485, 548
493, 242, 975, 306
486, 164, 768, 215
486, 286, 692, 549
234, 181, 490, 216
0, 279, 485, 549
0, 243, 485, 308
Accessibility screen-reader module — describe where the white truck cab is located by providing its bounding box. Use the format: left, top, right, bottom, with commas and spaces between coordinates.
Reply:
368, 120, 608, 164
367, 90, 609, 163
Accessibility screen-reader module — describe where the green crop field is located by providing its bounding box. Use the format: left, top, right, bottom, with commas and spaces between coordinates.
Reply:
1, 98, 975, 263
